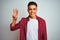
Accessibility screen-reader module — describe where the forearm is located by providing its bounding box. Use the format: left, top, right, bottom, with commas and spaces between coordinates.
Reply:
10, 8, 19, 31
11, 19, 16, 27
10, 20, 20, 31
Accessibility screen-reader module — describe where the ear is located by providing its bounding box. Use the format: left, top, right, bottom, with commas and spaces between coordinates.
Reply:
36, 8, 38, 12
27, 8, 29, 12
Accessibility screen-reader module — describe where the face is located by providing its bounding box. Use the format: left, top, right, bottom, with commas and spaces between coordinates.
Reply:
28, 5, 37, 18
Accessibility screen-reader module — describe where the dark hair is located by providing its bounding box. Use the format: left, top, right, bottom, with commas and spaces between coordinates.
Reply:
28, 1, 37, 7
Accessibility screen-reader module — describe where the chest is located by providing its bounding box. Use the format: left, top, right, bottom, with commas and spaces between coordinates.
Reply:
27, 19, 38, 32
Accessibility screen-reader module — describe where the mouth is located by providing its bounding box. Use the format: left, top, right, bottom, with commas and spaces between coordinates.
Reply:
29, 12, 36, 17
31, 12, 36, 14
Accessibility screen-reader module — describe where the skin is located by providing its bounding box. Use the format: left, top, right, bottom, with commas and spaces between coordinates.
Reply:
11, 5, 37, 26
28, 5, 37, 19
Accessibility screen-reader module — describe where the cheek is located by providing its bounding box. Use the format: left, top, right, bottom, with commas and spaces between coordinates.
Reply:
34, 10, 37, 12
33, 10, 37, 14
29, 10, 37, 13
28, 10, 31, 15
28, 10, 32, 13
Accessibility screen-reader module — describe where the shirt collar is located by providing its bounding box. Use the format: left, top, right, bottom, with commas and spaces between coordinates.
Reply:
26, 15, 39, 21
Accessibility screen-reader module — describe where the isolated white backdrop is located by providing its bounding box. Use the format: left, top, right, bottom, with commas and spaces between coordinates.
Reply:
0, 0, 60, 40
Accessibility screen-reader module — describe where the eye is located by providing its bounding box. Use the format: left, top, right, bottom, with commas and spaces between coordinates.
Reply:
33, 8, 36, 10
28, 8, 32, 10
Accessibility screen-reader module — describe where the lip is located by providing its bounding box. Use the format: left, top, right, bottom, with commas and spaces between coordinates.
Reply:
31, 13, 35, 14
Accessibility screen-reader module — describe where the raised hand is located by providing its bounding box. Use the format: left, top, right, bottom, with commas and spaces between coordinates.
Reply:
12, 8, 18, 20
11, 8, 18, 26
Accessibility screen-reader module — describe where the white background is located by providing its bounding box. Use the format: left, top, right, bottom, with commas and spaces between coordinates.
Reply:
0, 0, 60, 40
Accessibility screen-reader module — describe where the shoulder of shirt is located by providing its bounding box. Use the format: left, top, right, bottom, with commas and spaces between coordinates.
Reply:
20, 17, 28, 24
21, 17, 28, 21
37, 16, 46, 23
21, 16, 46, 23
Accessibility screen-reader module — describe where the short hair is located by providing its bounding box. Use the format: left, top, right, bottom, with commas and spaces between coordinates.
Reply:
28, 1, 37, 7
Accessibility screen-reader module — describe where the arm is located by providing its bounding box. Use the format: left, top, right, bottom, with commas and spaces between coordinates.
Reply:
10, 8, 20, 31
10, 20, 21, 31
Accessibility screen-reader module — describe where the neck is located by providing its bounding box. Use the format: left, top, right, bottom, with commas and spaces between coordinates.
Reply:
29, 16, 36, 19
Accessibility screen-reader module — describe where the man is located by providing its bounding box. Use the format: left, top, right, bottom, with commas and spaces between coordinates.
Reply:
10, 1, 47, 40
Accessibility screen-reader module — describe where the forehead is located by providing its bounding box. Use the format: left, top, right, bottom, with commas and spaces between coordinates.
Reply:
28, 5, 37, 8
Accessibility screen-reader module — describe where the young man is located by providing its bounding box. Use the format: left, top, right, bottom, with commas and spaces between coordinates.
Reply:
10, 1, 47, 40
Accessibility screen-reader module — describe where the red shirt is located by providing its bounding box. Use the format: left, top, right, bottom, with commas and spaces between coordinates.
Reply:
10, 16, 47, 40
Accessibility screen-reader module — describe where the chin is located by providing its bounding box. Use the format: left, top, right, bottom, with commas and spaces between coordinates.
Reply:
30, 15, 36, 17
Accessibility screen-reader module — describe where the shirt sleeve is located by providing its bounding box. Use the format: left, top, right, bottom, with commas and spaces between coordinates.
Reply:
42, 20, 47, 40
10, 17, 26, 31
10, 20, 22, 31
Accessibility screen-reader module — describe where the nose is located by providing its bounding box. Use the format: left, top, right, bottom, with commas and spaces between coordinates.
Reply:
31, 9, 34, 13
